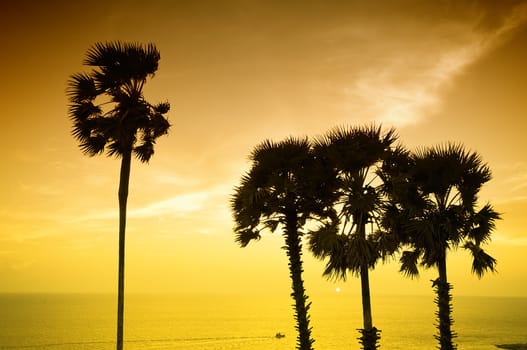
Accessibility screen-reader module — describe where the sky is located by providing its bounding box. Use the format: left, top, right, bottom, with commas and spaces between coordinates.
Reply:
1, 0, 526, 298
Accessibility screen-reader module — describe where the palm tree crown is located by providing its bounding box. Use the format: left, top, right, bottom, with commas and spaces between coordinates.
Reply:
309, 125, 398, 277
67, 41, 170, 162
393, 143, 499, 276
232, 137, 331, 243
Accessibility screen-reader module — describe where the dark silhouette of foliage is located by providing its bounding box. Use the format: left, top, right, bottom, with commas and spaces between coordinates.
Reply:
231, 137, 333, 350
308, 125, 399, 350
381, 143, 499, 350
67, 41, 170, 350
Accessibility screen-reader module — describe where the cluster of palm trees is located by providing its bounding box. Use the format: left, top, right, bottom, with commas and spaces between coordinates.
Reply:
231, 126, 499, 350
67, 41, 499, 350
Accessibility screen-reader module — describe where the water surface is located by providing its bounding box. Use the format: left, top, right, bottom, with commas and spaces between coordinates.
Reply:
0, 293, 525, 349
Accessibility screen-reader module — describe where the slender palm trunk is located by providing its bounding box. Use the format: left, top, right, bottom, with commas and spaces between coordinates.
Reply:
284, 207, 315, 350
117, 150, 132, 350
435, 251, 456, 350
358, 224, 380, 350
360, 266, 373, 331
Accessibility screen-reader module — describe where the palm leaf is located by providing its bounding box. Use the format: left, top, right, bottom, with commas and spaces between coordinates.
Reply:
79, 135, 107, 156
133, 140, 155, 163
399, 249, 421, 278
67, 73, 98, 103
234, 228, 261, 248
464, 241, 497, 278
468, 203, 500, 244
308, 223, 340, 259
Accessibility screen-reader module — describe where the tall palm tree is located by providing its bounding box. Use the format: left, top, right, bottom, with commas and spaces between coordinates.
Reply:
67, 41, 170, 350
382, 143, 500, 350
308, 125, 398, 350
231, 137, 332, 350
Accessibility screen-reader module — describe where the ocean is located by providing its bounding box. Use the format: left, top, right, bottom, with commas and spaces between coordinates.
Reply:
0, 293, 525, 349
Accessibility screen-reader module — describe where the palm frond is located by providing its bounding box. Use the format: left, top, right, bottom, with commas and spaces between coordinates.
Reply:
467, 203, 500, 244
234, 228, 261, 247
84, 41, 123, 67
372, 230, 400, 260
107, 139, 126, 158
154, 101, 171, 114
314, 124, 396, 173
319, 234, 351, 281
250, 137, 311, 171
263, 219, 280, 233
308, 223, 340, 259
346, 234, 379, 272
84, 41, 160, 93
464, 241, 497, 278
399, 249, 421, 278
67, 73, 98, 103
230, 172, 278, 236
85, 42, 160, 75
79, 135, 107, 156
149, 111, 171, 138
68, 100, 102, 122
133, 139, 155, 163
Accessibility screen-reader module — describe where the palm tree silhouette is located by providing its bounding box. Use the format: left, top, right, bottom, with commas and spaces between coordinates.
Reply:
309, 125, 398, 350
231, 137, 331, 350
67, 41, 170, 350
383, 143, 499, 350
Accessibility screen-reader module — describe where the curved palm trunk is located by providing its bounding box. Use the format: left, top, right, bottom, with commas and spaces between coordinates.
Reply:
117, 150, 131, 350
434, 252, 456, 350
284, 208, 315, 350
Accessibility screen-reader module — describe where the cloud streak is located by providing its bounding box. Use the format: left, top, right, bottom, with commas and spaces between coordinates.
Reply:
129, 192, 209, 218
68, 184, 232, 224
494, 234, 527, 246
341, 2, 527, 127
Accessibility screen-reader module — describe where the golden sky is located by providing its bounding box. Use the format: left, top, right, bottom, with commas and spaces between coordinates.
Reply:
1, 0, 526, 297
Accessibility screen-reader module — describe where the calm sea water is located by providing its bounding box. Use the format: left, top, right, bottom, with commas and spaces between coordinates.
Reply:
0, 293, 525, 350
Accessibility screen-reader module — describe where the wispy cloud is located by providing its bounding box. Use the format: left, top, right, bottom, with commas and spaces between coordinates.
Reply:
487, 162, 527, 204
502, 162, 527, 192
69, 184, 231, 223
494, 234, 527, 246
341, 3, 527, 127
68, 192, 206, 222
129, 191, 210, 218
19, 182, 64, 196
149, 172, 201, 188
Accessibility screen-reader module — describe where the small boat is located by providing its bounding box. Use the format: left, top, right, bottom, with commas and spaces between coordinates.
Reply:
275, 332, 285, 339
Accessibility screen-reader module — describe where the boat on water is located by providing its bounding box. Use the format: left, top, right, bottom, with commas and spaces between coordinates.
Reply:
275, 332, 285, 339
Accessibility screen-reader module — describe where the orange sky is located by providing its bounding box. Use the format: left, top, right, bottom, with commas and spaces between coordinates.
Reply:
1, 0, 526, 297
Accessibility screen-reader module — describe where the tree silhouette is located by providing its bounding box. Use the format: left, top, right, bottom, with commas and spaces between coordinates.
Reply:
382, 143, 499, 350
231, 137, 332, 350
67, 41, 170, 350
309, 125, 399, 350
